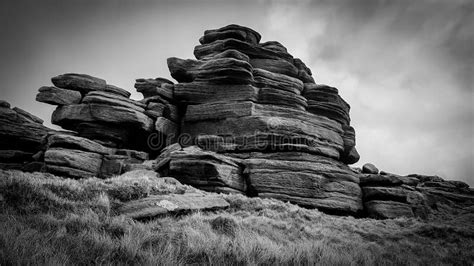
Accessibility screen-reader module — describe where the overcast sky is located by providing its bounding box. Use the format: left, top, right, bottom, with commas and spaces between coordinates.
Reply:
1, 0, 473, 186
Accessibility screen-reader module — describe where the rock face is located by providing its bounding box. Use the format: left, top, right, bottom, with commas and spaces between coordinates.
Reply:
36, 86, 82, 105
243, 152, 362, 213
169, 146, 246, 194
51, 73, 107, 94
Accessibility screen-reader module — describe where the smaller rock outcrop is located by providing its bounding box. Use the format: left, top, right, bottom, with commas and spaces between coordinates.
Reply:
411, 174, 474, 217
39, 74, 154, 150
360, 168, 428, 219
43, 133, 149, 179
0, 101, 49, 171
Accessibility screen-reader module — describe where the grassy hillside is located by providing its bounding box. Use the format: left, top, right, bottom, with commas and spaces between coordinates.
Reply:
0, 170, 473, 265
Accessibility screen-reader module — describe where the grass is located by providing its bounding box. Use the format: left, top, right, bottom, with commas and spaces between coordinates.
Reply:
0, 169, 473, 265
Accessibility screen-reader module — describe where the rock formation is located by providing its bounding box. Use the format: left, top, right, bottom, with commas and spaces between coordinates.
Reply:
0, 24, 471, 219
160, 24, 362, 214
35, 74, 159, 178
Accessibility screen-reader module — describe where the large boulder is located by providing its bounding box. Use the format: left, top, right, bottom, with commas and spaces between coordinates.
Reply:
243, 152, 362, 214
51, 73, 107, 94
119, 192, 230, 219
82, 91, 146, 113
249, 58, 298, 78
365, 200, 414, 219
168, 146, 246, 193
52, 104, 154, 132
258, 87, 307, 111
253, 68, 303, 94
167, 57, 253, 84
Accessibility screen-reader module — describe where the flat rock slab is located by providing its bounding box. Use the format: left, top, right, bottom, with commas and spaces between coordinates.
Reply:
36, 86, 82, 106
52, 104, 154, 132
82, 91, 146, 113
360, 174, 419, 187
51, 73, 107, 94
253, 68, 303, 94
167, 57, 253, 84
365, 200, 414, 219
119, 192, 230, 219
200, 24, 261, 45
48, 134, 114, 155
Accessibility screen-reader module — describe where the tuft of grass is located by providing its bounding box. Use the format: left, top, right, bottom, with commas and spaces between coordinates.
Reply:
0, 170, 473, 265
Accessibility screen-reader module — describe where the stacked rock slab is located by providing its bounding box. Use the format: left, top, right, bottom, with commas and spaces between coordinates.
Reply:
41, 74, 154, 149
303, 84, 359, 164
0, 100, 49, 171
36, 74, 153, 178
359, 167, 427, 219
164, 24, 363, 214
135, 77, 180, 152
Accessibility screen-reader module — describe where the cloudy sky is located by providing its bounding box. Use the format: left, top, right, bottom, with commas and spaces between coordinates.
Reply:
1, 0, 473, 186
